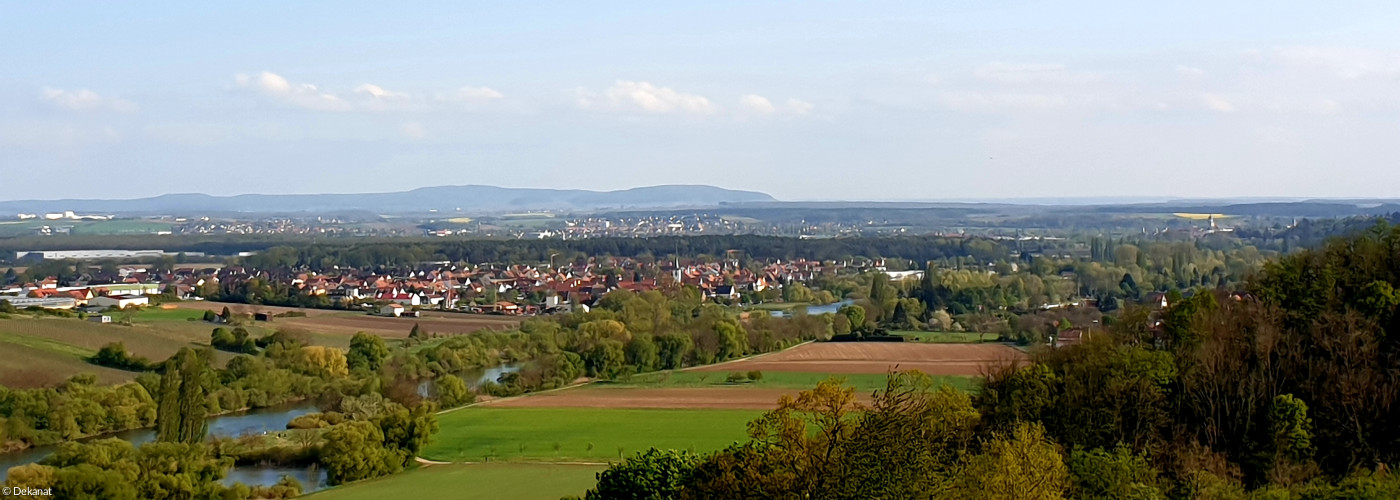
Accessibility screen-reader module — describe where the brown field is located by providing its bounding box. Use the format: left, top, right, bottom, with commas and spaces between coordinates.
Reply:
483, 386, 844, 410
0, 342, 135, 387
174, 302, 521, 340
695, 342, 1026, 376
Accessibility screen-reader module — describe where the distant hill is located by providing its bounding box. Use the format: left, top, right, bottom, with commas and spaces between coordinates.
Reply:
0, 185, 776, 215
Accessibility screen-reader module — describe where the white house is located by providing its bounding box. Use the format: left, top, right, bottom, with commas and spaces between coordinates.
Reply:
380, 304, 405, 317
90, 295, 150, 309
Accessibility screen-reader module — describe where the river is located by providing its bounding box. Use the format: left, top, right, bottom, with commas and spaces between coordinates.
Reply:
0, 401, 328, 492
767, 299, 855, 317
418, 362, 525, 398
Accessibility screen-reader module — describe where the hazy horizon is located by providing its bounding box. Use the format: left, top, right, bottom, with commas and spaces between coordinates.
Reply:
4, 1, 1400, 202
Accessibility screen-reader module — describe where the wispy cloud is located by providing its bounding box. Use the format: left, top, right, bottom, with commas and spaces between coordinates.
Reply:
740, 94, 775, 114
575, 80, 713, 114
434, 86, 504, 103
354, 84, 409, 100
40, 87, 137, 112
1203, 94, 1235, 113
235, 71, 350, 111
786, 98, 814, 115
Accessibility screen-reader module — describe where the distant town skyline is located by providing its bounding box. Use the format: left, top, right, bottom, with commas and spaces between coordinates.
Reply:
4, 1, 1400, 202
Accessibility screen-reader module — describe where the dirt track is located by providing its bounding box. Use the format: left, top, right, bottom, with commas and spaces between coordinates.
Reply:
482, 387, 853, 410
693, 342, 1026, 376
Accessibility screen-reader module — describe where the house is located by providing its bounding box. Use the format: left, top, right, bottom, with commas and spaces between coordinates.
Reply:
1056, 328, 1089, 348
254, 312, 273, 322
380, 304, 405, 317
89, 295, 150, 309
375, 292, 421, 306
89, 315, 112, 324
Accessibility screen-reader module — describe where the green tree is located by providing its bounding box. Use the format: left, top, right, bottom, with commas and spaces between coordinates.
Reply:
585, 448, 702, 500
347, 332, 390, 372
434, 374, 472, 408
320, 420, 402, 485
625, 336, 660, 372
654, 334, 692, 370
155, 348, 211, 444
955, 422, 1070, 500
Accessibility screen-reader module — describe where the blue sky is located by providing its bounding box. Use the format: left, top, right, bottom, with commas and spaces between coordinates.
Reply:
3, 1, 1399, 201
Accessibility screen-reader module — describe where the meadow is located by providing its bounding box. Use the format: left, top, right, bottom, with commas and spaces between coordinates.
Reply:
307, 463, 605, 500
421, 407, 760, 463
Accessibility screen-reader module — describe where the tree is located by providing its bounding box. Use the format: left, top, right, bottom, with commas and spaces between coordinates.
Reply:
955, 422, 1070, 500
347, 332, 390, 372
839, 305, 866, 335
408, 323, 424, 340
320, 421, 402, 484
155, 348, 211, 444
584, 340, 627, 379
1066, 446, 1163, 500
434, 374, 472, 408
201, 310, 217, 322
218, 306, 231, 322
654, 334, 692, 370
585, 448, 702, 500
868, 272, 893, 322
625, 336, 660, 372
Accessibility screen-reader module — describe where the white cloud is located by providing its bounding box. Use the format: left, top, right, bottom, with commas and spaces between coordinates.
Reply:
1203, 94, 1235, 113
354, 84, 409, 100
1175, 65, 1205, 78
234, 71, 350, 111
973, 62, 1099, 84
579, 80, 713, 114
40, 87, 137, 112
434, 86, 504, 102
740, 94, 775, 114
786, 98, 814, 115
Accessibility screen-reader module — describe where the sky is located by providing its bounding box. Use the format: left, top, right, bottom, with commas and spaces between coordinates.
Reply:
3, 1, 1399, 202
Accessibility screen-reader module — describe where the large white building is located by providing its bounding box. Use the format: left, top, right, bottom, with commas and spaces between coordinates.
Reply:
14, 250, 205, 261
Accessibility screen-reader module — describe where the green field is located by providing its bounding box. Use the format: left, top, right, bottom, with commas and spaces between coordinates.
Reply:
422, 407, 760, 463
891, 330, 996, 343
307, 463, 605, 500
617, 370, 975, 393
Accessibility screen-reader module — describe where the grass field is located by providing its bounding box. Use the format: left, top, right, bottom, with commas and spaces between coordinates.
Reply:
307, 464, 605, 500
422, 407, 760, 463
617, 370, 975, 392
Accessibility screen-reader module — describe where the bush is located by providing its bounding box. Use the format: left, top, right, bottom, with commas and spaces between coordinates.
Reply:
746, 370, 764, 381
725, 372, 747, 384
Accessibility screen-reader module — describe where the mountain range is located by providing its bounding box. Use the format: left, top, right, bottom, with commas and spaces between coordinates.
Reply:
0, 185, 777, 215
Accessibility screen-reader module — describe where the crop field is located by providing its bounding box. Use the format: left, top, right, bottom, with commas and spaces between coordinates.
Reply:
307, 463, 606, 500
484, 386, 834, 410
0, 312, 246, 387
619, 370, 975, 392
694, 342, 1025, 375
422, 407, 760, 463
173, 303, 521, 341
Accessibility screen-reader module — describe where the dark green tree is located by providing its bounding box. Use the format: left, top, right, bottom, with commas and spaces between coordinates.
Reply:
155, 348, 212, 444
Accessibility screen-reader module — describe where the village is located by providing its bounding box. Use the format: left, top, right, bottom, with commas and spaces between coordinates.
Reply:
0, 254, 900, 318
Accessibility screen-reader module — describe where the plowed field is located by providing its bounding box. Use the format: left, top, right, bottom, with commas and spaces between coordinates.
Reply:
695, 342, 1025, 376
